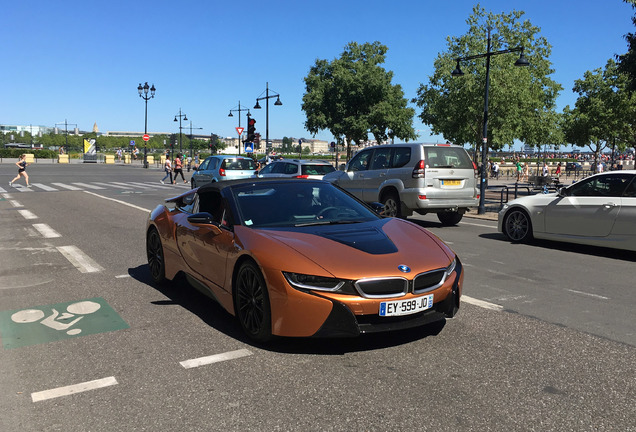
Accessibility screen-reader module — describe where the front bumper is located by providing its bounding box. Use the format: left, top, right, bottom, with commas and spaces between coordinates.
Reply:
312, 259, 463, 338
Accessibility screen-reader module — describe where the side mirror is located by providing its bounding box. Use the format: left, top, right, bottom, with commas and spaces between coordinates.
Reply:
339, 163, 346, 171
557, 187, 567, 197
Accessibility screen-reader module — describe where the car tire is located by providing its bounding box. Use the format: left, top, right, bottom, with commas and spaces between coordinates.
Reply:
381, 191, 402, 218
503, 208, 533, 243
146, 228, 167, 285
437, 211, 463, 226
234, 261, 272, 343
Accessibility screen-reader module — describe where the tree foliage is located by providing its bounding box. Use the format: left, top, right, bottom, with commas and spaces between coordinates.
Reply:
562, 59, 636, 162
617, 0, 636, 92
413, 5, 562, 154
302, 41, 416, 158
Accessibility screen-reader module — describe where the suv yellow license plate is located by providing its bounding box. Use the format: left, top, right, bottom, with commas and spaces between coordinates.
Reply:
442, 180, 461, 186
379, 294, 434, 317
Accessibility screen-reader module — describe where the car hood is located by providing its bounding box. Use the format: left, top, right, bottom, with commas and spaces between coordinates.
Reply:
505, 192, 559, 208
248, 218, 454, 279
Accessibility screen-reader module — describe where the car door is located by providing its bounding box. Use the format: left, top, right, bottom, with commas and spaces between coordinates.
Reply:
337, 149, 374, 200
362, 147, 392, 202
192, 157, 214, 187
609, 174, 636, 241
544, 174, 626, 237
177, 191, 235, 290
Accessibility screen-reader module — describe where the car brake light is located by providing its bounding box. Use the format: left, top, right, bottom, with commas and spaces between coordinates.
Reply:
294, 175, 309, 179
412, 160, 426, 178
219, 168, 226, 177
418, 195, 427, 200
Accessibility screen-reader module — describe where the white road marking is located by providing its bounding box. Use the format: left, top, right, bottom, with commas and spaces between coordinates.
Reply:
51, 182, 82, 191
180, 348, 253, 369
566, 289, 609, 300
56, 245, 104, 273
141, 181, 174, 189
32, 223, 62, 238
106, 182, 135, 189
9, 200, 22, 207
461, 221, 497, 229
82, 191, 151, 212
12, 185, 34, 192
72, 182, 106, 190
115, 274, 130, 278
31, 376, 118, 402
32, 183, 59, 191
1, 192, 11, 198
0, 187, 8, 193
462, 295, 504, 311
18, 209, 38, 220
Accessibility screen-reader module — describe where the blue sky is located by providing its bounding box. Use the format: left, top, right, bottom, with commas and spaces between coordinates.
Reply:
1, 0, 633, 145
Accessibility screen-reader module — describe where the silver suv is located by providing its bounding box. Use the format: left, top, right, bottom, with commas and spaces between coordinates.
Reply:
323, 143, 478, 224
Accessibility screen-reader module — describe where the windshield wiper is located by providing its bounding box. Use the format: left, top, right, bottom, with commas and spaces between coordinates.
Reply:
294, 220, 365, 227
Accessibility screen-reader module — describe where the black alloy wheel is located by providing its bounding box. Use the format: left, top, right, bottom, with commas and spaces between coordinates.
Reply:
234, 261, 272, 342
504, 209, 533, 243
146, 228, 167, 284
382, 191, 402, 218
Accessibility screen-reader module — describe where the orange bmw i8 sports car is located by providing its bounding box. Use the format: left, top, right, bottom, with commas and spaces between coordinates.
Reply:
146, 178, 463, 342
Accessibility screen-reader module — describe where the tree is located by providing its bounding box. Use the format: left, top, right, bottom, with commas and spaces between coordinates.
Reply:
302, 41, 416, 159
617, 0, 636, 92
413, 5, 562, 158
563, 59, 635, 166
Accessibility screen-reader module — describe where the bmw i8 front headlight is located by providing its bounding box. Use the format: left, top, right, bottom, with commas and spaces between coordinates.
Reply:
283, 272, 357, 294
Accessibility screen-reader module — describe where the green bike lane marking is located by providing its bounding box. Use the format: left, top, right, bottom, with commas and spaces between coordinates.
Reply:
0, 297, 129, 349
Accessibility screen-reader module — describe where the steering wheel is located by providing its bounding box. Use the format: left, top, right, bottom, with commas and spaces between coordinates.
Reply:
316, 206, 339, 219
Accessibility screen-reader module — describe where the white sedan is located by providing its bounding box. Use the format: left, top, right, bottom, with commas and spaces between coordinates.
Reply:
498, 170, 636, 251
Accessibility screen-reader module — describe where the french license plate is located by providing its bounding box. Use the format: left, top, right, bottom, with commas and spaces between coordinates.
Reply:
442, 180, 461, 186
379, 294, 434, 317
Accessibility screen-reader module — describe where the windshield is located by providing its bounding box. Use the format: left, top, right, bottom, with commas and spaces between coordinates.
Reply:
231, 181, 379, 228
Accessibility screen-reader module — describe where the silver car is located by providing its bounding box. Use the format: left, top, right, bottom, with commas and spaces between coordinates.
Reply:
257, 159, 336, 180
323, 143, 478, 225
191, 155, 257, 188
498, 170, 636, 251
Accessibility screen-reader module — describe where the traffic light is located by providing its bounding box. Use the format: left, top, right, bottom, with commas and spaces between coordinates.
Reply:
247, 118, 256, 142
254, 133, 261, 149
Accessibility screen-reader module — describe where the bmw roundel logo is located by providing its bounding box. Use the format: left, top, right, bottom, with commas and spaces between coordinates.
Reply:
398, 265, 411, 273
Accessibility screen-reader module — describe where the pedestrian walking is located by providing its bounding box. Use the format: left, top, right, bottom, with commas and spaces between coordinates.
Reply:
515, 158, 522, 182
161, 157, 173, 184
9, 154, 31, 188
173, 154, 187, 184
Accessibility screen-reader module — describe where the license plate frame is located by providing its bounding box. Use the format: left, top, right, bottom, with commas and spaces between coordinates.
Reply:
379, 294, 434, 317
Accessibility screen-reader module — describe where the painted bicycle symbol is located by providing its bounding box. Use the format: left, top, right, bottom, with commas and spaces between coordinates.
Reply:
10, 301, 101, 335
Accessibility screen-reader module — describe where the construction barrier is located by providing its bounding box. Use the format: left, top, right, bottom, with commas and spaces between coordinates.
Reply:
58, 154, 70, 164
105, 155, 115, 164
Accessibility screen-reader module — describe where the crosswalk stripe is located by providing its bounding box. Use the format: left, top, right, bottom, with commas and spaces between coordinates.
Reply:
72, 182, 106, 190
10, 184, 34, 192
51, 182, 82, 191
119, 181, 153, 189
0, 187, 7, 193
32, 183, 59, 191
100, 182, 135, 189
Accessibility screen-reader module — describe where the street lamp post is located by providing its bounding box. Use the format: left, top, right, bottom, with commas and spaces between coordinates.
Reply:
138, 82, 156, 168
254, 82, 282, 155
451, 27, 529, 214
185, 121, 203, 160
55, 119, 78, 155
173, 109, 187, 155
228, 101, 251, 149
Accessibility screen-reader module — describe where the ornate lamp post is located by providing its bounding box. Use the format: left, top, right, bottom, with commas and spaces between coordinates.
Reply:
451, 27, 529, 214
254, 82, 282, 155
185, 120, 203, 160
173, 109, 187, 155
137, 82, 156, 168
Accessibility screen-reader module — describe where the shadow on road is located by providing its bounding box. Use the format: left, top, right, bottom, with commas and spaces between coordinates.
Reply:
127, 264, 448, 354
